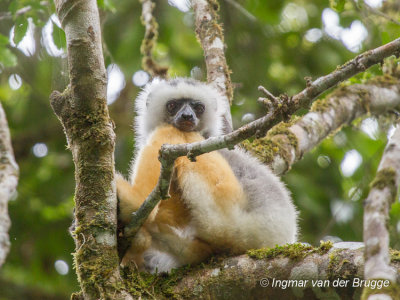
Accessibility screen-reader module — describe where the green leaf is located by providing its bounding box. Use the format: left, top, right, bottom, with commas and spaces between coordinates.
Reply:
8, 0, 19, 15
0, 48, 17, 67
390, 202, 400, 218
330, 0, 346, 12
13, 18, 28, 45
0, 34, 9, 46
97, 0, 104, 10
52, 21, 66, 50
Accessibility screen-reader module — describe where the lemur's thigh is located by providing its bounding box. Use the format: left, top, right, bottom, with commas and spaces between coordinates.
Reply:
175, 151, 245, 209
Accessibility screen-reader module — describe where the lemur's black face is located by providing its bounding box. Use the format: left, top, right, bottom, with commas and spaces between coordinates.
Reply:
166, 98, 205, 132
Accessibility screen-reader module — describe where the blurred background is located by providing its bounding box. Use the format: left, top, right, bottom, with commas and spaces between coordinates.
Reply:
0, 0, 399, 298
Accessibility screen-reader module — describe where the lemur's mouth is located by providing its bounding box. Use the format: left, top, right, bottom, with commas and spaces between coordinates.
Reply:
176, 120, 196, 132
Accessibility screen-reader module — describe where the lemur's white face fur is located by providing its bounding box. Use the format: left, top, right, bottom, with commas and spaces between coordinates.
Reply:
134, 77, 224, 149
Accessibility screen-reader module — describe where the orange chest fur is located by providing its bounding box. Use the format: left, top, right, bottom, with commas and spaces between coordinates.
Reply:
153, 178, 191, 228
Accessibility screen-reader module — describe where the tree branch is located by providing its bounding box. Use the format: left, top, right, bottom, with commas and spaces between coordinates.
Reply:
362, 122, 400, 299
193, 0, 233, 131
120, 39, 400, 254
0, 103, 19, 268
122, 242, 400, 299
139, 0, 168, 78
172, 242, 400, 299
245, 80, 400, 175
51, 0, 131, 298
193, 0, 233, 102
290, 39, 400, 110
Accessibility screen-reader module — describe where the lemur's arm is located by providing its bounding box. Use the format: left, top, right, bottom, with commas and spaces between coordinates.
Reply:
117, 125, 193, 224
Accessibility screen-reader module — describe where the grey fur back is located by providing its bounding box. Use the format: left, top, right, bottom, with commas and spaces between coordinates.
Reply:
219, 147, 297, 219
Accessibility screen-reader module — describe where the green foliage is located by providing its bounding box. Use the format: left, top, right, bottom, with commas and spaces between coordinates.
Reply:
52, 22, 66, 50
13, 17, 28, 45
330, 0, 346, 12
0, 34, 17, 67
0, 0, 399, 299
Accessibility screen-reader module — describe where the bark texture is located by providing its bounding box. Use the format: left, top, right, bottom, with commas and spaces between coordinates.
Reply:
0, 103, 18, 268
193, 0, 233, 131
51, 0, 130, 298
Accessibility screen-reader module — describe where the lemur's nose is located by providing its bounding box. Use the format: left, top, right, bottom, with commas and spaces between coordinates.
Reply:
182, 113, 193, 120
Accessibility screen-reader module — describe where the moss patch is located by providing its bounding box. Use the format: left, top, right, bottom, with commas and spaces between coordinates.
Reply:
121, 262, 211, 299
241, 116, 300, 167
327, 249, 352, 278
309, 97, 335, 113
390, 249, 400, 262
247, 241, 333, 261
74, 246, 122, 296
368, 74, 400, 87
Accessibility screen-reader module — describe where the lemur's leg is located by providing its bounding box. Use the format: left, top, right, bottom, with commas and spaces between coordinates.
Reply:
174, 131, 247, 248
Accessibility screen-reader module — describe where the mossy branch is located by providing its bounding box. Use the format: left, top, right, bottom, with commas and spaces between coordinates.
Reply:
193, 0, 233, 102
140, 0, 168, 78
121, 242, 400, 299
193, 0, 234, 132
243, 80, 400, 175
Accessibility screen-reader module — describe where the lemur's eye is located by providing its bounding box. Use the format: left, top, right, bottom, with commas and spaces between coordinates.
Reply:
193, 103, 205, 115
166, 100, 177, 114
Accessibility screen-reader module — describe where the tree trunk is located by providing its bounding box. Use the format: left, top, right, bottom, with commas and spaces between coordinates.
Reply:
0, 103, 18, 269
50, 0, 131, 298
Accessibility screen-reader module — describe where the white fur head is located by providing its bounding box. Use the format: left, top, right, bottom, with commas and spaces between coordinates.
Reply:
134, 77, 224, 149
